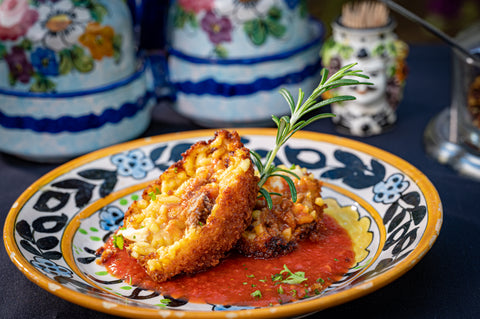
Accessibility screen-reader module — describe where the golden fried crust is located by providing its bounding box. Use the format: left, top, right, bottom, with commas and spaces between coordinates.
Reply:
108, 130, 258, 282
236, 166, 326, 258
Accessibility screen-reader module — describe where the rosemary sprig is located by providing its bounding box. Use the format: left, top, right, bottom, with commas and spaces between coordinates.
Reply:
252, 63, 372, 208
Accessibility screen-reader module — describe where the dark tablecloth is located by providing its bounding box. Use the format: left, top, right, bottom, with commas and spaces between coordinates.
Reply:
1, 45, 479, 318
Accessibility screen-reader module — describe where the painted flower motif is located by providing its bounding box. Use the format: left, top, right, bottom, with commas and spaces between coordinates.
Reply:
31, 256, 73, 277
214, 0, 276, 22
30, 47, 59, 76
0, 0, 38, 41
78, 22, 115, 60
201, 11, 233, 44
99, 205, 124, 231
4, 46, 34, 83
178, 0, 214, 13
373, 173, 410, 204
27, 0, 91, 52
111, 149, 155, 179
320, 150, 385, 189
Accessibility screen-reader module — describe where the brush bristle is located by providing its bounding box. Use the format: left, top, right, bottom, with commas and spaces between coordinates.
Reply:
341, 1, 390, 28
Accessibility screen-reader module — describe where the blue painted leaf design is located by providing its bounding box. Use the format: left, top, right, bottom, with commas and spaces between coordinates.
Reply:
36, 236, 59, 250
240, 137, 250, 145
31, 214, 68, 233
51, 179, 95, 208
321, 150, 385, 188
41, 251, 63, 260
388, 209, 407, 233
334, 150, 367, 169
161, 295, 188, 307
411, 206, 427, 225
321, 166, 350, 180
391, 229, 417, 256
401, 191, 421, 206
20, 240, 42, 256
15, 220, 34, 242
150, 145, 167, 162
383, 202, 399, 225
78, 169, 118, 197
77, 257, 96, 264
284, 145, 326, 169
170, 143, 191, 162
33, 191, 69, 212
124, 288, 160, 300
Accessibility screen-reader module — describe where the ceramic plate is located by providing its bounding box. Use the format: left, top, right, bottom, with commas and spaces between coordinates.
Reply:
4, 129, 442, 318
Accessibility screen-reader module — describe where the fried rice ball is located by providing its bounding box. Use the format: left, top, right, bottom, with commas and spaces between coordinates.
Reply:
99, 130, 258, 282
236, 165, 326, 258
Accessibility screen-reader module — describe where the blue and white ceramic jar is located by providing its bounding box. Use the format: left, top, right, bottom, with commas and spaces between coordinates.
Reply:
0, 0, 155, 162
166, 0, 324, 127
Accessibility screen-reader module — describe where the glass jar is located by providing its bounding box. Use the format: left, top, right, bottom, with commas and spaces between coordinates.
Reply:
453, 24, 480, 153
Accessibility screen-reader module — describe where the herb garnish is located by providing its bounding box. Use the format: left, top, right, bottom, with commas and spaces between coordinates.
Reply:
279, 264, 308, 284
148, 191, 156, 201
271, 273, 283, 282
157, 298, 171, 308
113, 233, 124, 250
251, 289, 262, 298
251, 63, 371, 208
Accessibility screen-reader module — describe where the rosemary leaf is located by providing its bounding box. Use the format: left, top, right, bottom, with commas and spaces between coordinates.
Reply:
252, 63, 371, 208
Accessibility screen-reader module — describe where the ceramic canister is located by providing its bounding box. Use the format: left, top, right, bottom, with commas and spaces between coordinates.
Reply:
0, 0, 155, 162
166, 0, 324, 127
321, 19, 408, 137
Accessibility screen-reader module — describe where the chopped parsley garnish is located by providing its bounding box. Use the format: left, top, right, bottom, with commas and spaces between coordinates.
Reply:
157, 298, 171, 308
160, 299, 170, 305
271, 273, 283, 282
148, 187, 161, 201
251, 290, 262, 298
113, 234, 124, 250
148, 191, 156, 201
280, 264, 308, 284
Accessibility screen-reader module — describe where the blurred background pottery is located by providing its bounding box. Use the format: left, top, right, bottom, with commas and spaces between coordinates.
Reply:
166, 0, 324, 127
0, 0, 155, 162
321, 3, 408, 137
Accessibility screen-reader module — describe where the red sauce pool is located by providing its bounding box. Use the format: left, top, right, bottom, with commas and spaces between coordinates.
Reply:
102, 214, 354, 307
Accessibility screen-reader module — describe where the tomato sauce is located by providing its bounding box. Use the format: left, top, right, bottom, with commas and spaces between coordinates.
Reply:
101, 214, 354, 307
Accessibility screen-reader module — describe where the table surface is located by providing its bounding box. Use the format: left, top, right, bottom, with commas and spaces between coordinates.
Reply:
1, 45, 479, 319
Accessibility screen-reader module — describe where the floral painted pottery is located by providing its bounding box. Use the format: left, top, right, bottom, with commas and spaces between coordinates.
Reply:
0, 0, 155, 162
4, 129, 442, 318
321, 19, 408, 137
166, 0, 324, 127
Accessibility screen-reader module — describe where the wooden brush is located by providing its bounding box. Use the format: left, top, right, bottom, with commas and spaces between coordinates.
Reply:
341, 1, 390, 28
